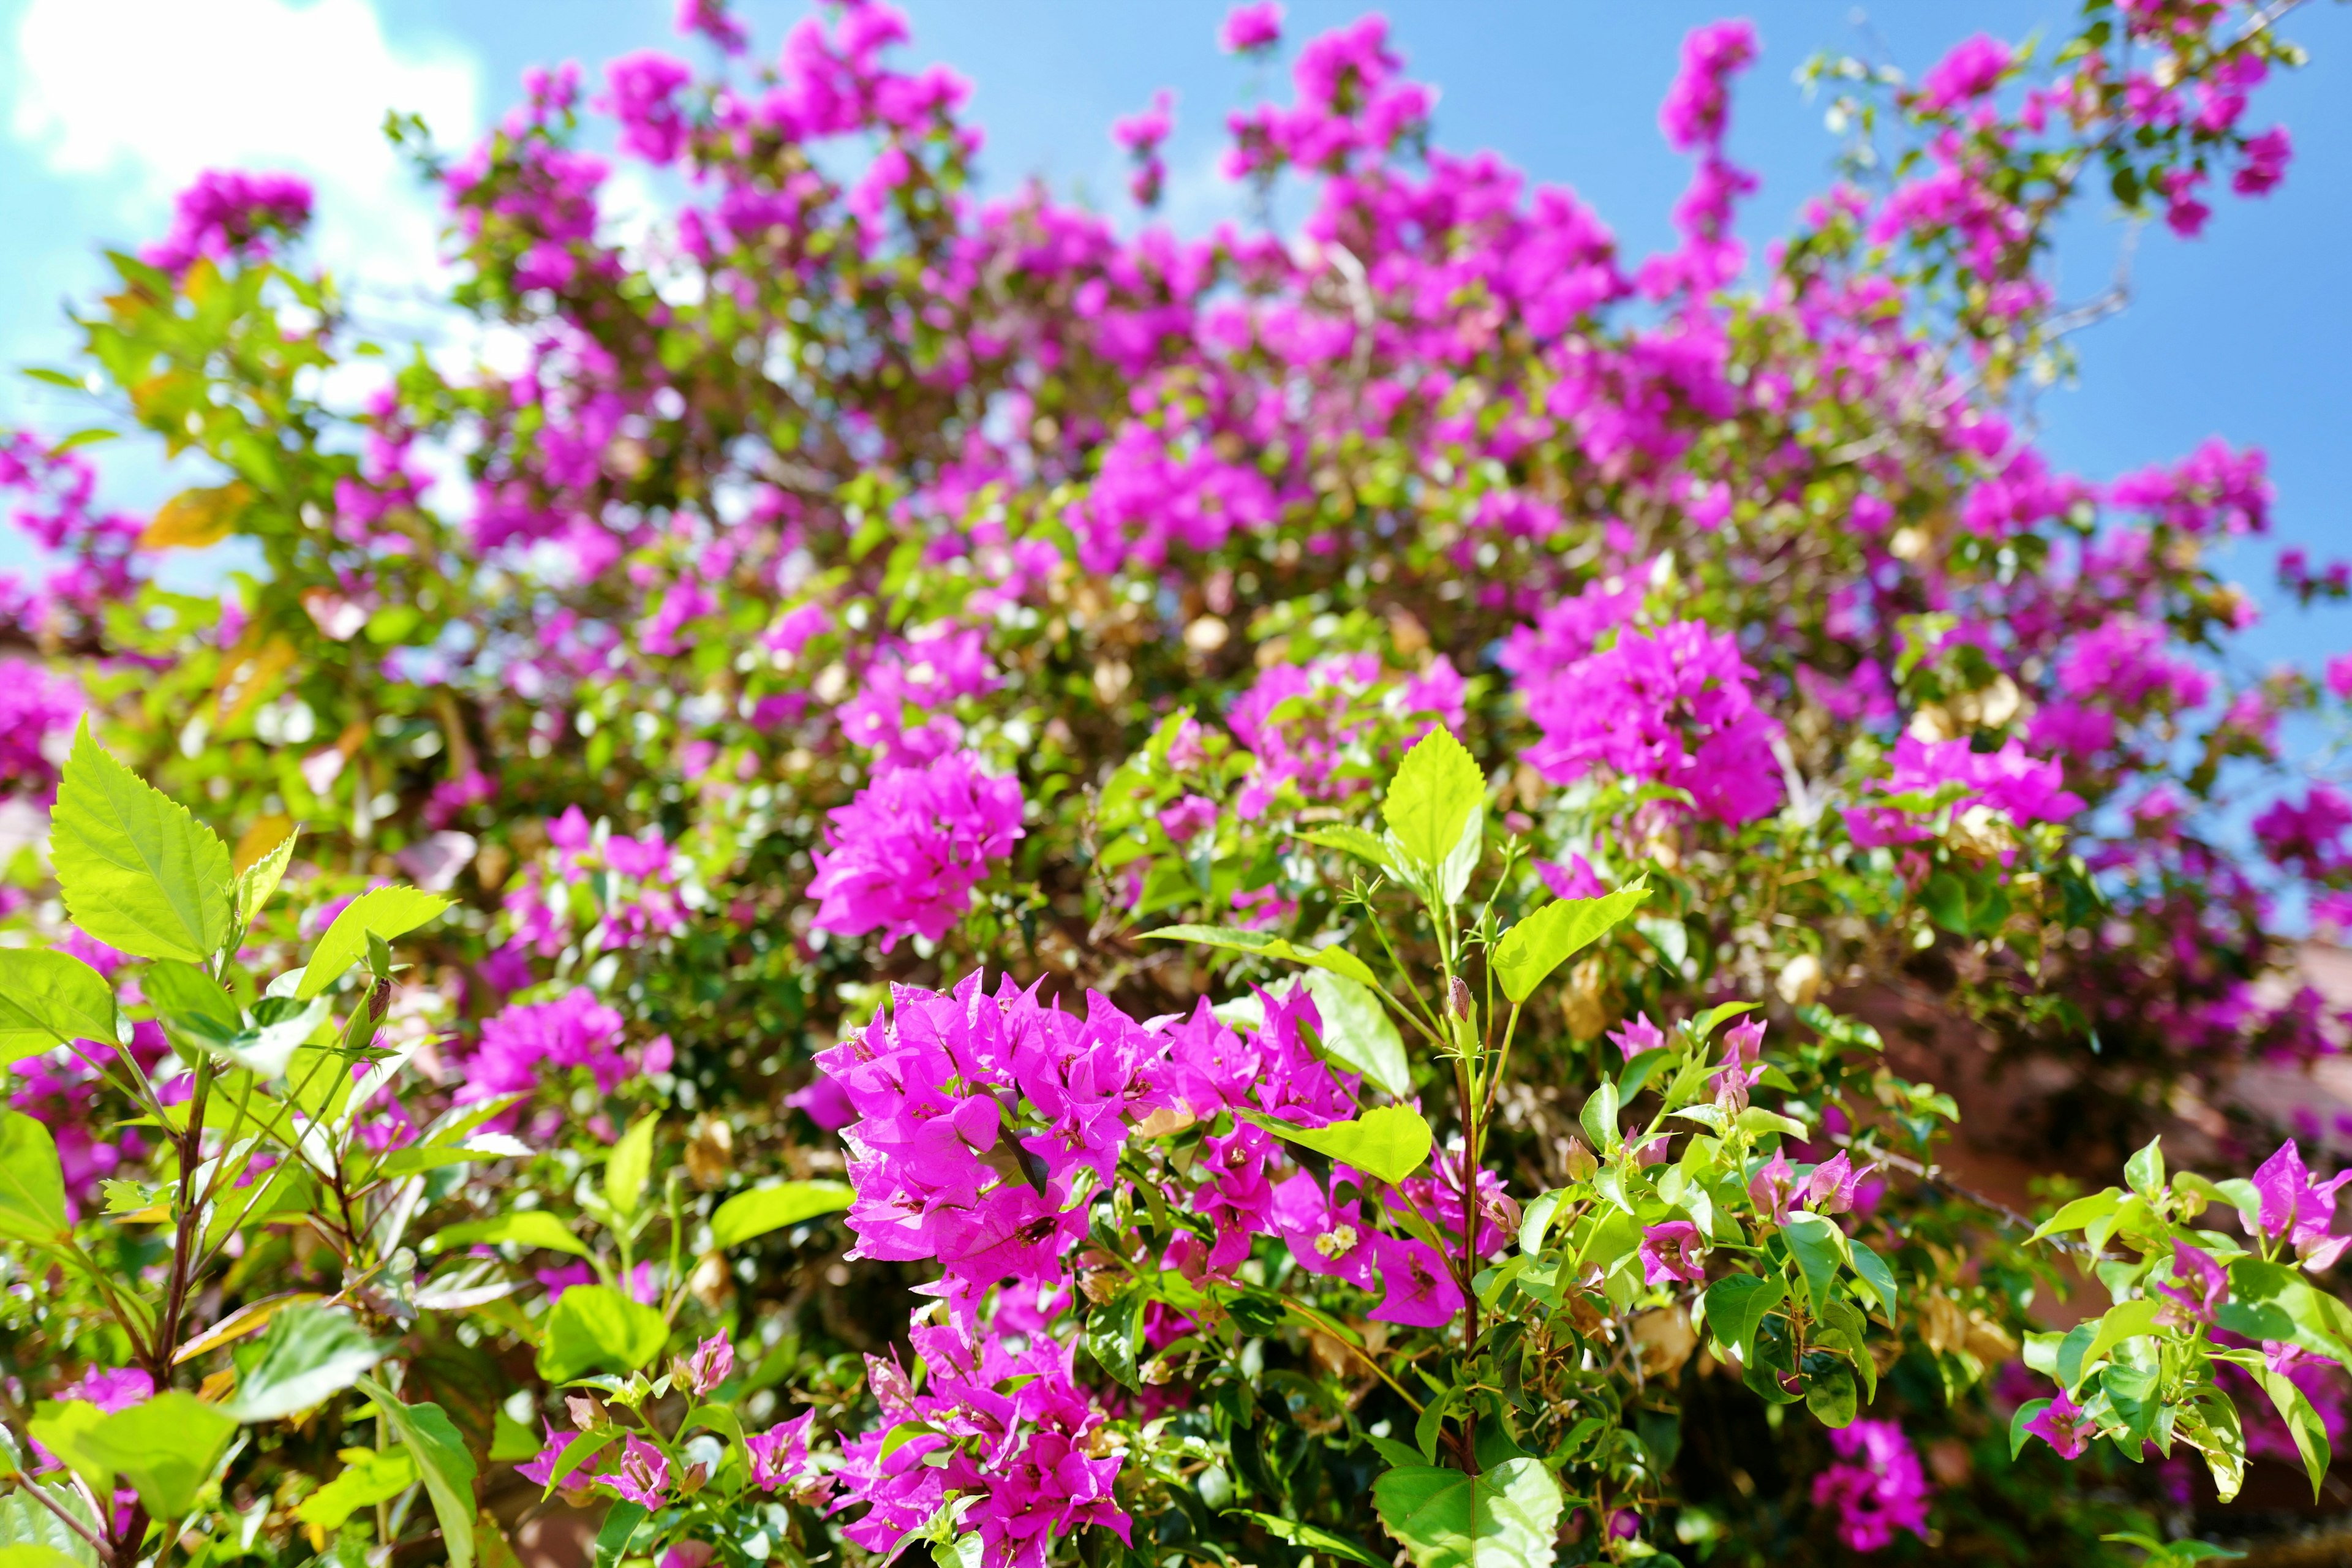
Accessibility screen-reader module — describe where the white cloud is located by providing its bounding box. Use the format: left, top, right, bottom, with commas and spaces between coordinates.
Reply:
7, 0, 481, 284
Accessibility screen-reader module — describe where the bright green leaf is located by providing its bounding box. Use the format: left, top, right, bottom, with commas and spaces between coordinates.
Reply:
1578, 1080, 1619, 1155
1371, 1458, 1562, 1568
26, 1403, 111, 1496
0, 950, 118, 1066
2123, 1136, 2165, 1202
226, 1303, 385, 1421
1490, 883, 1651, 1003
296, 887, 451, 999
1847, 1238, 1900, 1325
2029, 1188, 2122, 1243
213, 993, 331, 1077
358, 1379, 475, 1568
1301, 970, 1411, 1099
0, 1111, 70, 1244
51, 722, 233, 963
141, 959, 240, 1043
709, 1180, 854, 1250
2258, 1370, 2332, 1499
292, 1447, 415, 1530
0, 1544, 88, 1568
1242, 1106, 1432, 1188
1144, 925, 1381, 989
2073, 1298, 2164, 1390
431, 1211, 589, 1257
605, 1115, 658, 1219
1382, 727, 1485, 876
235, 832, 298, 925
85, 1392, 236, 1518
0, 1480, 102, 1568
538, 1284, 666, 1384
1296, 826, 1393, 872
1702, 1275, 1784, 1364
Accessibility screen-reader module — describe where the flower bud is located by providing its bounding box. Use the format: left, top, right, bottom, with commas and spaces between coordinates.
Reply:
672, 1330, 734, 1396
1447, 974, 1474, 1019
1562, 1137, 1599, 1182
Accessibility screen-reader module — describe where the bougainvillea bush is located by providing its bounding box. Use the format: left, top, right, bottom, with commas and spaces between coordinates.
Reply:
6, 0, 2352, 1563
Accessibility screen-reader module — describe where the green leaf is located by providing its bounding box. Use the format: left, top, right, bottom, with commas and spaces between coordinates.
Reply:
431, 1211, 589, 1257
2098, 1534, 2244, 1566
26, 1403, 111, 1496
1241, 1106, 1432, 1187
538, 1284, 667, 1384
213, 993, 331, 1077
2188, 1389, 2246, 1503
292, 1446, 415, 1529
1435, 802, 1485, 905
1490, 883, 1651, 1003
2073, 1298, 2164, 1390
2029, 1188, 2122, 1243
1224, 1512, 1387, 1568
141, 959, 241, 1043
1781, 1212, 1847, 1313
1578, 1080, 1619, 1155
709, 1180, 854, 1250
0, 1110, 70, 1243
1806, 1363, 1858, 1428
235, 832, 298, 925
51, 722, 233, 963
1733, 1106, 1809, 1140
1381, 728, 1485, 876
0, 950, 118, 1065
85, 1392, 236, 1518
604, 1114, 658, 1219
2258, 1370, 2332, 1500
1702, 1275, 1784, 1364
1301, 970, 1411, 1099
1296, 826, 1393, 872
2008, 1400, 2051, 1461
1085, 1292, 1143, 1390
1371, 1458, 1563, 1568
2124, 1136, 2165, 1202
297, 887, 451, 998
591, 1501, 649, 1568
0, 1544, 88, 1568
0, 1479, 102, 1568
225, 1303, 385, 1421
1144, 924, 1381, 989
358, 1379, 476, 1568
1847, 1238, 1899, 1325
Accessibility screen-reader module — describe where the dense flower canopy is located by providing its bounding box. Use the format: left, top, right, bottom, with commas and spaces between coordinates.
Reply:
2, 1, 2351, 1566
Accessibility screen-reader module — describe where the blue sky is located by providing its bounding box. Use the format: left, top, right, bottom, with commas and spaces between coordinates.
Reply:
1, 0, 2345, 674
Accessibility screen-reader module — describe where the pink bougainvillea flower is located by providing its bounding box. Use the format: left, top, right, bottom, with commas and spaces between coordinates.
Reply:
809, 750, 1025, 952
1748, 1153, 1796, 1226
1640, 1221, 1708, 1287
1370, 1235, 1466, 1327
2252, 1140, 2352, 1268
673, 1329, 734, 1395
2023, 1389, 2095, 1460
1811, 1418, 1932, 1550
592, 1436, 671, 1507
746, 1411, 816, 1491
2154, 1240, 2228, 1328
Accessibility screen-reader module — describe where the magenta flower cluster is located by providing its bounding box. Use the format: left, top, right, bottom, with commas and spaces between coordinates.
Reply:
1810, 1419, 1932, 1551
812, 970, 1501, 1559
1511, 617, 1783, 825
140, 168, 314, 276
808, 751, 1025, 951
